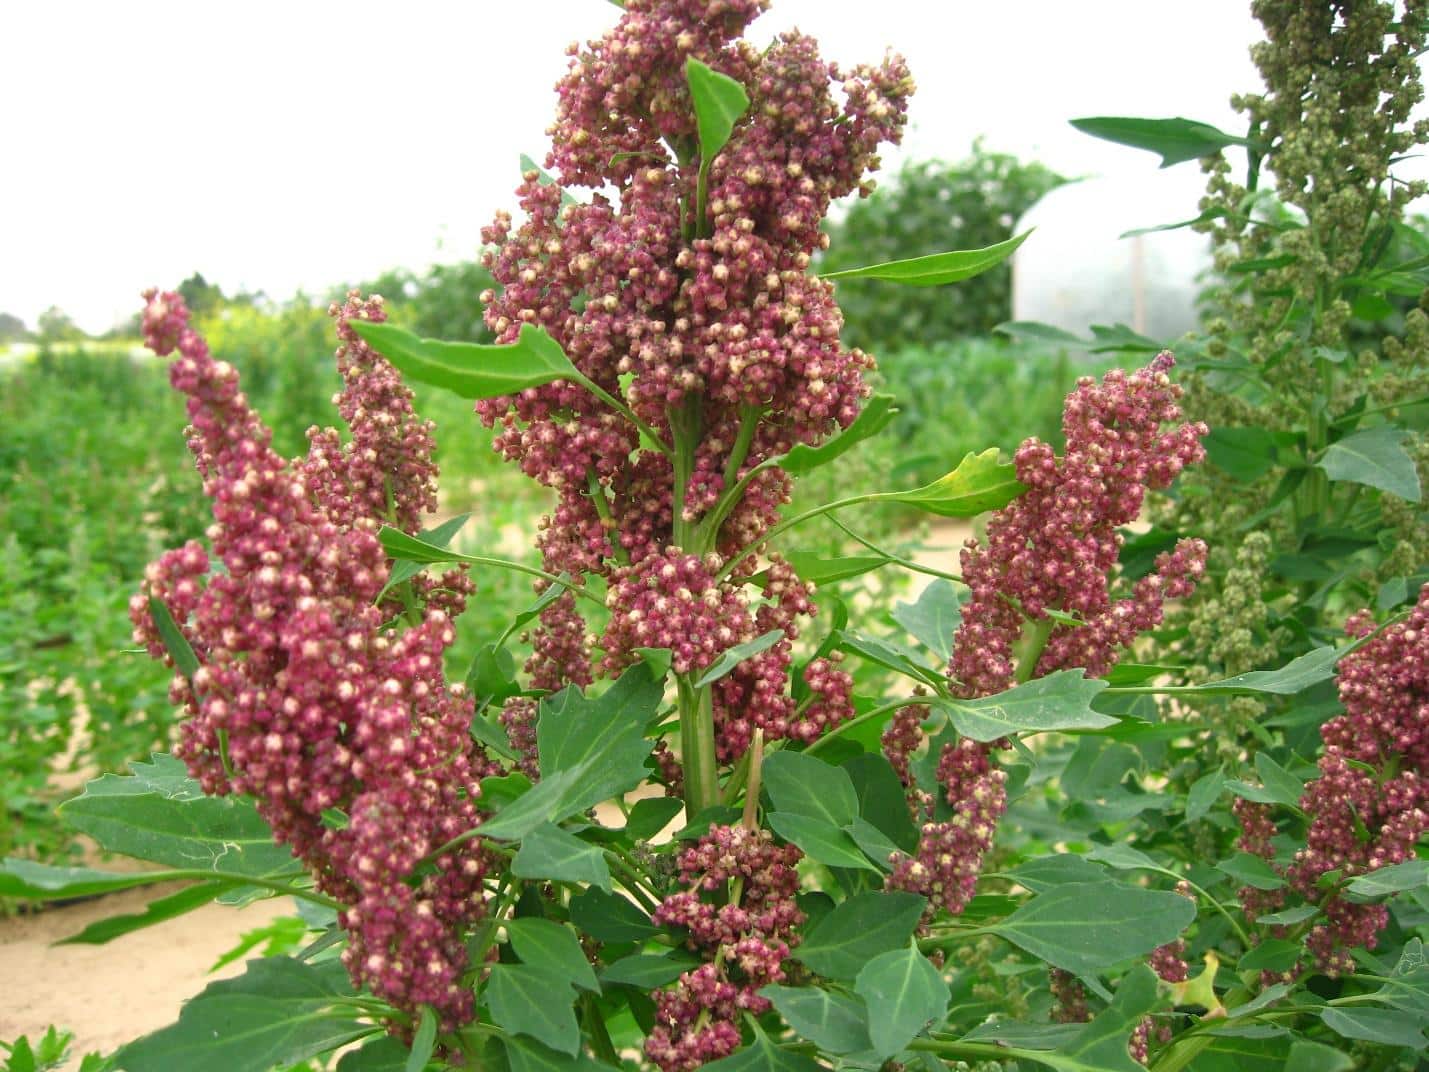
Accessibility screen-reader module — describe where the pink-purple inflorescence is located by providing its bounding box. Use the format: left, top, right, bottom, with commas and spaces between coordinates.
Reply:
131, 290, 492, 1032
883, 355, 1210, 920
647, 824, 805, 1071
1237, 586, 1429, 976
475, 0, 911, 761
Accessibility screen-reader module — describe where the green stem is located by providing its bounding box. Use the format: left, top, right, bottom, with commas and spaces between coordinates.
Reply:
583, 992, 621, 1065
586, 469, 629, 566
829, 516, 963, 584
741, 730, 764, 830
670, 396, 703, 551
702, 405, 766, 540
717, 491, 889, 580
677, 674, 721, 818
803, 697, 934, 757
571, 371, 673, 458
1012, 617, 1055, 683
604, 851, 661, 913
431, 552, 605, 610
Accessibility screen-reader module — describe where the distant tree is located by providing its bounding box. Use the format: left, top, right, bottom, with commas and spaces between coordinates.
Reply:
177, 272, 226, 317
818, 142, 1067, 352
0, 312, 29, 343
349, 260, 494, 343
36, 306, 85, 344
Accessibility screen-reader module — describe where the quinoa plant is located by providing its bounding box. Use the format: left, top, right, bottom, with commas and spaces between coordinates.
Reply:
4, 2, 1427, 1070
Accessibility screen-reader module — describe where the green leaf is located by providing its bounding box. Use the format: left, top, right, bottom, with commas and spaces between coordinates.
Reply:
624, 797, 683, 841
485, 964, 579, 1055
855, 945, 949, 1058
512, 823, 612, 891
502, 1036, 615, 1072
768, 812, 877, 871
519, 154, 580, 209
836, 630, 940, 685
700, 1023, 824, 1072
59, 881, 226, 944
1253, 753, 1305, 809
1084, 843, 1158, 872
146, 596, 198, 679
1318, 425, 1423, 502
112, 957, 372, 1072
1238, 939, 1302, 972
567, 886, 659, 943
989, 881, 1195, 976
877, 448, 1025, 518
350, 321, 580, 401
794, 891, 927, 979
1069, 116, 1248, 167
845, 816, 899, 870
506, 917, 599, 993
843, 753, 919, 853
1005, 855, 1109, 894
777, 395, 896, 476
1184, 646, 1346, 697
761, 751, 859, 827
994, 321, 1087, 347
1203, 427, 1286, 483
599, 952, 700, 989
892, 580, 963, 662
685, 58, 749, 167
1285, 1040, 1355, 1072
1052, 965, 1160, 1072
777, 551, 888, 586
1255, 904, 1319, 925
0, 859, 200, 901
759, 984, 872, 1054
58, 755, 293, 875
935, 670, 1116, 743
1187, 767, 1225, 822
1344, 858, 1429, 900
381, 513, 470, 593
1216, 852, 1285, 891
1320, 1006, 1427, 1049
336, 1036, 411, 1072
405, 1007, 436, 1072
822, 230, 1033, 286
692, 629, 785, 688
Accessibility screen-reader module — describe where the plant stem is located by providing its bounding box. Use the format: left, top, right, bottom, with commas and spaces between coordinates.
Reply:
435, 552, 606, 610
572, 371, 673, 459
717, 490, 889, 580
741, 730, 764, 830
677, 674, 721, 818
803, 697, 934, 757
828, 516, 963, 584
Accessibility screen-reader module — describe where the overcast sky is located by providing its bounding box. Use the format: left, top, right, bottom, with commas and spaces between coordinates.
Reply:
2, 1, 1269, 333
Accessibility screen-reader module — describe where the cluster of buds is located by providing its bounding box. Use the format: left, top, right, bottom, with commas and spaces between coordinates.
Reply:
130, 291, 491, 1030
647, 824, 805, 1070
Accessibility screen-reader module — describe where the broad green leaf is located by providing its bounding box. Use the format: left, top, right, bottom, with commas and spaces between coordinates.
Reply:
1285, 1040, 1355, 1072
1320, 1006, 1427, 1049
835, 630, 941, 685
1051, 964, 1160, 1072
875, 448, 1025, 517
502, 1036, 616, 1072
843, 753, 918, 853
113, 957, 373, 1072
0, 859, 210, 901
855, 945, 949, 1058
460, 768, 583, 842
989, 881, 1195, 976
1182, 646, 1345, 697
845, 815, 899, 870
512, 823, 612, 891
147, 596, 198, 679
1004, 855, 1108, 894
1344, 858, 1429, 900
892, 579, 963, 662
777, 550, 888, 586
485, 964, 579, 1055
567, 886, 660, 942
350, 321, 580, 401
406, 1008, 436, 1072
1253, 753, 1305, 809
1186, 767, 1225, 822
623, 797, 683, 841
381, 513, 470, 593
693, 629, 785, 688
1317, 425, 1423, 502
794, 891, 927, 979
336, 1036, 410, 1071
1203, 427, 1286, 483
59, 881, 225, 945
1216, 852, 1285, 891
1084, 843, 1158, 872
58, 755, 293, 875
700, 1023, 824, 1072
506, 918, 599, 993
761, 751, 858, 827
822, 230, 1032, 286
759, 984, 872, 1054
777, 395, 896, 476
1069, 116, 1248, 167
685, 58, 748, 167
600, 951, 701, 989
635, 646, 672, 678
936, 670, 1116, 742
1238, 939, 1302, 972
767, 812, 877, 871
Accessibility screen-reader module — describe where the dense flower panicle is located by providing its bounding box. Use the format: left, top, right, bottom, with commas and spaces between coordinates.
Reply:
130, 291, 490, 1030
525, 590, 594, 692
647, 824, 804, 1071
950, 354, 1209, 698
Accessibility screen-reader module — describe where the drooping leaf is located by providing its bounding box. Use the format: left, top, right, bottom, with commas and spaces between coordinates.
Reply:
761, 751, 859, 827
1069, 116, 1249, 167
505, 918, 600, 993
855, 945, 949, 1058
822, 230, 1032, 286
693, 629, 785, 688
485, 964, 579, 1055
112, 957, 373, 1072
794, 891, 927, 979
685, 58, 749, 167
874, 448, 1025, 517
350, 321, 581, 401
1317, 425, 1422, 502
759, 984, 873, 1054
935, 670, 1116, 742
777, 395, 896, 476
768, 812, 877, 871
989, 881, 1195, 976
59, 881, 227, 945
512, 823, 612, 892
146, 596, 199, 679
0, 859, 204, 901
776, 550, 889, 586
835, 630, 941, 685
892, 580, 963, 662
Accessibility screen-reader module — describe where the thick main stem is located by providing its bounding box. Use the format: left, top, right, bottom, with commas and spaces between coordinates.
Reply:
677, 674, 721, 818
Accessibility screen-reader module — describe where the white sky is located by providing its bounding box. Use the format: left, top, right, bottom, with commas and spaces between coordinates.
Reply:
2, 1, 1269, 334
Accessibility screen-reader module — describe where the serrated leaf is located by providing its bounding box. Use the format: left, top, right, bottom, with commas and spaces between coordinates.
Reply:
936, 670, 1116, 742
777, 395, 896, 476
485, 964, 579, 1055
892, 580, 963, 662
600, 951, 701, 989
512, 823, 612, 891
351, 320, 580, 401
768, 812, 876, 871
875, 447, 1025, 517
112, 957, 372, 1072
762, 751, 859, 827
506, 917, 599, 993
855, 945, 949, 1058
989, 882, 1195, 976
1344, 858, 1429, 900
693, 629, 785, 688
794, 891, 927, 979
760, 984, 872, 1054
1070, 115, 1248, 167
685, 58, 748, 168
823, 230, 1032, 286
1318, 425, 1422, 502
1216, 852, 1286, 891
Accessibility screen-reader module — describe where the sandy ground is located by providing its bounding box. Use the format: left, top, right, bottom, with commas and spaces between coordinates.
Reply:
0, 520, 973, 1068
